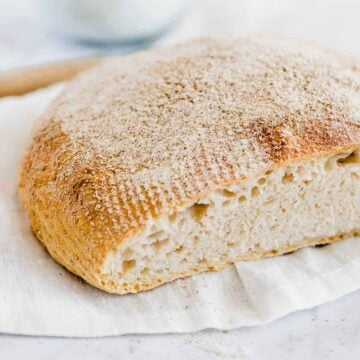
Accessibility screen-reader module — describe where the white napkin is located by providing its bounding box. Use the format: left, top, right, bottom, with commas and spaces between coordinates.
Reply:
1, 84, 360, 337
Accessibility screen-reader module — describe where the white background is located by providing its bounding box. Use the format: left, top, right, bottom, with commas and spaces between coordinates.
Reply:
2, 0, 360, 71
1, 0, 360, 359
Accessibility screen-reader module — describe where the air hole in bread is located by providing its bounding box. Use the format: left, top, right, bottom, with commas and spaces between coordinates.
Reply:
337, 150, 360, 166
258, 177, 267, 185
238, 195, 247, 203
175, 245, 184, 253
282, 172, 294, 183
191, 203, 209, 222
222, 189, 236, 197
122, 259, 136, 274
141, 267, 149, 275
251, 186, 260, 197
169, 213, 177, 223
223, 200, 231, 206
152, 238, 169, 251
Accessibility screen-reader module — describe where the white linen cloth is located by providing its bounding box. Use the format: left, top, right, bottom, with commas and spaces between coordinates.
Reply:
0, 84, 360, 337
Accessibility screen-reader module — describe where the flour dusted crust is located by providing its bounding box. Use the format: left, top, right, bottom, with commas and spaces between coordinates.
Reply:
19, 37, 360, 294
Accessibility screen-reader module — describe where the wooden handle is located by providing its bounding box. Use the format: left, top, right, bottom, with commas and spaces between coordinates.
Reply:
0, 56, 101, 97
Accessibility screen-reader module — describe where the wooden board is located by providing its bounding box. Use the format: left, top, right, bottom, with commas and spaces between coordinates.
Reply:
0, 56, 101, 97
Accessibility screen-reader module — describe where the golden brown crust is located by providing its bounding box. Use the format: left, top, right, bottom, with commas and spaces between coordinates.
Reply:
18, 36, 360, 292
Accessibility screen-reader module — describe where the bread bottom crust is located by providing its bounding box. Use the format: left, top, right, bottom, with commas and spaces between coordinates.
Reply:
97, 230, 359, 294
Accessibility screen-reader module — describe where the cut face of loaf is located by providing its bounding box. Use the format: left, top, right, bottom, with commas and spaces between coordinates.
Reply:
103, 148, 360, 294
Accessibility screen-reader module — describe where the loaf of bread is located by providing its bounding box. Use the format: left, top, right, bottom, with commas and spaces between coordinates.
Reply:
19, 37, 360, 294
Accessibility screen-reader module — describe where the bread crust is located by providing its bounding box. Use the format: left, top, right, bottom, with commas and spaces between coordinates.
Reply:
18, 37, 360, 293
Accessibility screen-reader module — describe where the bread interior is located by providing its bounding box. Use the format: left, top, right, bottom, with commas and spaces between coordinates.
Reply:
103, 148, 360, 293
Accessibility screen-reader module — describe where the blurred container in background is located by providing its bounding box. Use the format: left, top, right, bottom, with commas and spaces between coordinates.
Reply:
42, 0, 191, 44
2, 0, 360, 73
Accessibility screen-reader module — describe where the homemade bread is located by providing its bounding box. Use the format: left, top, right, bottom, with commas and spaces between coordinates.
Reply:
19, 37, 360, 294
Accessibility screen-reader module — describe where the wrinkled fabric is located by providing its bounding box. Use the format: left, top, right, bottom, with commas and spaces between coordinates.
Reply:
0, 85, 359, 337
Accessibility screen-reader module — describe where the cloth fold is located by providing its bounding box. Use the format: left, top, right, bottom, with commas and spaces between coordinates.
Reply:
0, 84, 359, 337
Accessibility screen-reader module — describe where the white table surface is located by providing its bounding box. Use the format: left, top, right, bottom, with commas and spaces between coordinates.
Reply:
1, 0, 360, 358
